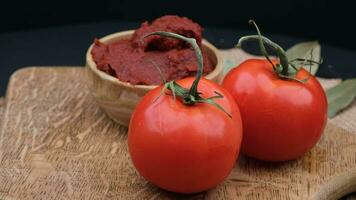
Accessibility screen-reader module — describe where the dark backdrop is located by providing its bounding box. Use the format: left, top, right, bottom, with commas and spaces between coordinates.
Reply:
2, 0, 355, 50
1, 0, 356, 96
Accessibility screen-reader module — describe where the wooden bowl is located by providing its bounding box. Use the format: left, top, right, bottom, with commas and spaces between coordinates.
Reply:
86, 30, 224, 126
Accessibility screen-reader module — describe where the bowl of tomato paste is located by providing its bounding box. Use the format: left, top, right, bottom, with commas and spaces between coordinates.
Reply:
86, 15, 223, 126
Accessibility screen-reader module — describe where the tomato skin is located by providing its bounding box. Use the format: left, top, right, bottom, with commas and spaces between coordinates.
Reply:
222, 59, 327, 161
128, 77, 242, 193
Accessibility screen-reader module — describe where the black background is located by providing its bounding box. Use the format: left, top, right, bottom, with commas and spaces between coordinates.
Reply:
2, 0, 355, 49
1, 0, 356, 95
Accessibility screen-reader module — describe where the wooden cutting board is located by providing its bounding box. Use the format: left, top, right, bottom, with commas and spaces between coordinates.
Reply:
0, 67, 355, 200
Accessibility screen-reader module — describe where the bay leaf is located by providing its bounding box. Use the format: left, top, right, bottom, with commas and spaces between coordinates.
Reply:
326, 78, 356, 118
223, 59, 237, 75
285, 41, 321, 75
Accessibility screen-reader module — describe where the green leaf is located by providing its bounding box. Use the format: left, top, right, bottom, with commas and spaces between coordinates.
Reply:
285, 41, 321, 75
326, 78, 356, 118
223, 59, 237, 75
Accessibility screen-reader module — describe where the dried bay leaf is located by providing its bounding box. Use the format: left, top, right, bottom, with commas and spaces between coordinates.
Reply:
223, 59, 236, 75
286, 41, 321, 75
326, 78, 356, 118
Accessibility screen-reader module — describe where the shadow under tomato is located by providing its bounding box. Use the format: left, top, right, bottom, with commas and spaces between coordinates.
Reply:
148, 183, 208, 200
236, 154, 299, 169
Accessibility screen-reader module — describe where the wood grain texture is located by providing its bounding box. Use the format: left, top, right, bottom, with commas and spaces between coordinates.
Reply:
0, 97, 5, 136
0, 67, 355, 200
0, 97, 4, 118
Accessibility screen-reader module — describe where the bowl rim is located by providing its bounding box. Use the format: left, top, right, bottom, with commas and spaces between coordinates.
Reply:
86, 30, 223, 90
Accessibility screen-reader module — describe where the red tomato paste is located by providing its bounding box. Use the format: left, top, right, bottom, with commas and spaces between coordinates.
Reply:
91, 15, 214, 85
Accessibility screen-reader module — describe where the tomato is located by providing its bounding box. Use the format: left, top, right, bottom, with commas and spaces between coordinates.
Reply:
128, 77, 242, 193
128, 31, 242, 193
222, 20, 328, 161
222, 58, 327, 161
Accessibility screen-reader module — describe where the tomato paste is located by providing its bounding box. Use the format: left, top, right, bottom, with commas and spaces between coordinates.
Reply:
91, 15, 214, 85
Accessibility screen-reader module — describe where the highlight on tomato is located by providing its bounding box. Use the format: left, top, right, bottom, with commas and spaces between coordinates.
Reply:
222, 20, 327, 162
128, 32, 243, 193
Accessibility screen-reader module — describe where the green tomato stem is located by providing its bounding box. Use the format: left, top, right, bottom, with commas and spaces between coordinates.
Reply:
143, 31, 203, 96
237, 20, 290, 77
143, 31, 232, 117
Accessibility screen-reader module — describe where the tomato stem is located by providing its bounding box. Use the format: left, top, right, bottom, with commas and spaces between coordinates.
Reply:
236, 20, 324, 84
143, 31, 231, 117
144, 31, 203, 96
237, 20, 291, 77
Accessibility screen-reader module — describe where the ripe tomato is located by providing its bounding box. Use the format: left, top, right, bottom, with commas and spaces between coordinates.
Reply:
222, 59, 327, 161
128, 77, 242, 193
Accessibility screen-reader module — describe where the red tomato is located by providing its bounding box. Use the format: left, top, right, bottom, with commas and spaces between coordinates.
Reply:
128, 77, 242, 193
222, 59, 327, 161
